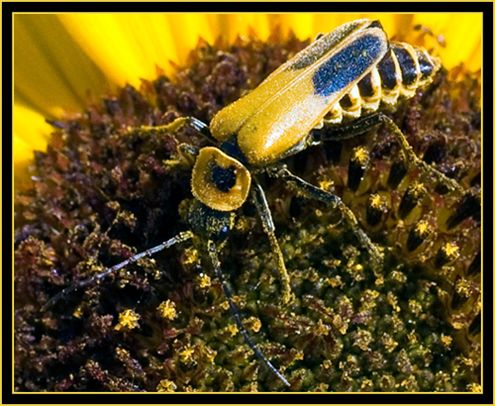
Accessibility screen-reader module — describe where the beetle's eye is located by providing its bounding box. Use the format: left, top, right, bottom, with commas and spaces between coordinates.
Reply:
192, 147, 252, 212
212, 165, 237, 192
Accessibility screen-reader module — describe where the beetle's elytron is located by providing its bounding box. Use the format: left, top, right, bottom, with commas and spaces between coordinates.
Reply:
41, 19, 463, 387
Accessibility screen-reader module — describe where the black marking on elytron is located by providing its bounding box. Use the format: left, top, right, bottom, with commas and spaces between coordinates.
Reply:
290, 20, 368, 71
392, 44, 417, 87
212, 164, 237, 193
357, 72, 374, 98
313, 34, 384, 97
377, 50, 399, 90
417, 50, 435, 79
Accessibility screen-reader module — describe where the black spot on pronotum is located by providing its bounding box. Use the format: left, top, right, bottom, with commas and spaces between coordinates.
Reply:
212, 165, 237, 193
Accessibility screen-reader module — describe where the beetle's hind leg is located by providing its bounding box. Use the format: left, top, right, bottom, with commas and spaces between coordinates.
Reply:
321, 112, 464, 193
267, 165, 384, 276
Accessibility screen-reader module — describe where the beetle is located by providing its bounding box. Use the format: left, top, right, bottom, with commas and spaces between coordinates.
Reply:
41, 19, 464, 388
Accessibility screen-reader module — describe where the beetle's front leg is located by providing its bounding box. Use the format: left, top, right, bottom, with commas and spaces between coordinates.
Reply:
137, 116, 214, 142
268, 165, 383, 276
321, 113, 464, 193
128, 116, 212, 168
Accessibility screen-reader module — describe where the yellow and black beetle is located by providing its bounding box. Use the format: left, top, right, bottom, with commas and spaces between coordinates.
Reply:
41, 19, 464, 387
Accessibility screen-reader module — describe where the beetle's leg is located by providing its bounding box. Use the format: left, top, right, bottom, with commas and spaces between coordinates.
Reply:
206, 240, 290, 388
41, 231, 194, 312
137, 116, 215, 142
251, 179, 293, 305
268, 165, 383, 275
321, 113, 463, 192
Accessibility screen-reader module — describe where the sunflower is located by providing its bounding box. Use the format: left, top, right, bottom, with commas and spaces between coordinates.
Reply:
14, 14, 481, 392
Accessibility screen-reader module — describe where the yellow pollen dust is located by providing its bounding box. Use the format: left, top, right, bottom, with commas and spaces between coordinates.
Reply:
179, 344, 196, 364
468, 383, 482, 392
352, 147, 369, 164
157, 379, 177, 392
409, 182, 425, 196
443, 242, 460, 258
158, 299, 177, 320
440, 333, 453, 348
197, 273, 211, 288
318, 177, 334, 190
455, 278, 471, 296
183, 246, 200, 265
415, 220, 430, 236
226, 323, 239, 336
243, 316, 262, 333
369, 194, 382, 208
115, 309, 140, 331
220, 300, 230, 311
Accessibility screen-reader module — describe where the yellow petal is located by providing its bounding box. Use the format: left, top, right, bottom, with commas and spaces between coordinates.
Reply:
412, 14, 482, 70
14, 104, 53, 188
208, 14, 270, 43
58, 14, 181, 88
270, 14, 316, 41
14, 14, 108, 118
165, 14, 214, 62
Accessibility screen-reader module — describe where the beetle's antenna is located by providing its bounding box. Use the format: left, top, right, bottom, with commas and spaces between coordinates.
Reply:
41, 231, 194, 312
206, 240, 291, 388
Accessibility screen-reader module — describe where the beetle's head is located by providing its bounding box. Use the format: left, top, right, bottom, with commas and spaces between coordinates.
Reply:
191, 146, 252, 212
